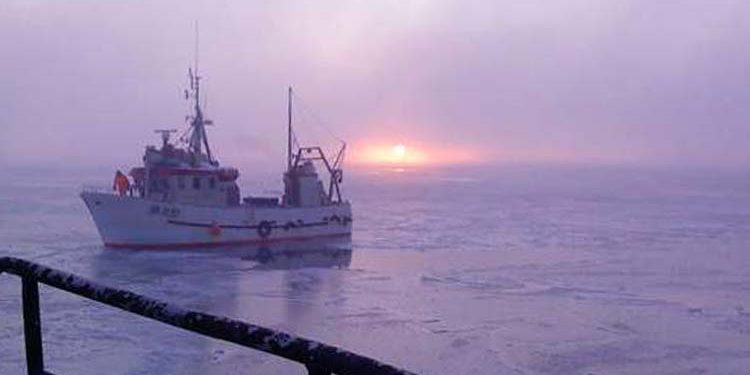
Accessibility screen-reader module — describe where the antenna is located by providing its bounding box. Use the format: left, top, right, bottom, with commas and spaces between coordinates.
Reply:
194, 21, 199, 77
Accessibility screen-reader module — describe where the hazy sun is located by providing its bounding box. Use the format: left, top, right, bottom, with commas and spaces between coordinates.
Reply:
357, 142, 430, 165
392, 144, 407, 160
354, 139, 476, 166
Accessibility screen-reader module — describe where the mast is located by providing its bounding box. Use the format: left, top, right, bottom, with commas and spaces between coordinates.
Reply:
287, 86, 293, 171
186, 23, 214, 165
188, 69, 212, 162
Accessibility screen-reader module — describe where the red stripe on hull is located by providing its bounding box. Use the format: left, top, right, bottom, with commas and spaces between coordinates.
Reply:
104, 233, 351, 250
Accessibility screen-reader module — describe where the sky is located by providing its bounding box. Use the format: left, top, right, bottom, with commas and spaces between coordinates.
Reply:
2, 0, 750, 171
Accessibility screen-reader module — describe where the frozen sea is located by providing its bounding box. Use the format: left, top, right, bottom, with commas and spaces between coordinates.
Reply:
1, 165, 750, 375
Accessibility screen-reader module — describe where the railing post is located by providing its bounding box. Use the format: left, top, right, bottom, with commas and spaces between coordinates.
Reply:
22, 276, 44, 375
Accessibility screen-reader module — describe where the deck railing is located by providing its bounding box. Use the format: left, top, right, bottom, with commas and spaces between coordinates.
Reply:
0, 256, 417, 375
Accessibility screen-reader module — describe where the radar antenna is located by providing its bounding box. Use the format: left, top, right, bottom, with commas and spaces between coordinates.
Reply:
154, 129, 177, 148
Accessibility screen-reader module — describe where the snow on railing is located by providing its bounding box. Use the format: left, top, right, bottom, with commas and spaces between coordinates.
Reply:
0, 257, 417, 375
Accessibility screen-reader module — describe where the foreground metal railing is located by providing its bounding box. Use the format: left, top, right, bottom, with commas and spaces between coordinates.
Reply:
0, 257, 416, 375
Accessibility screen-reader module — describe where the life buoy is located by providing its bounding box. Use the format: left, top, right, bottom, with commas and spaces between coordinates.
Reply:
257, 220, 272, 239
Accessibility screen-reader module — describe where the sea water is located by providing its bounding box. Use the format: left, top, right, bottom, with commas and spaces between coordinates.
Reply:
1, 165, 749, 374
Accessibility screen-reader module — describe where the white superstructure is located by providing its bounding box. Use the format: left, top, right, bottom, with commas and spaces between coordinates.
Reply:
81, 69, 351, 249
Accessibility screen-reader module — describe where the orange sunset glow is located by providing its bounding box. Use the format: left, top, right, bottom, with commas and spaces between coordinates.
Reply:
352, 141, 477, 166
355, 143, 427, 165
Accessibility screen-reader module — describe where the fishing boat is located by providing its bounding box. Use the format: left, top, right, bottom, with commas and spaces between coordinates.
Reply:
81, 68, 352, 249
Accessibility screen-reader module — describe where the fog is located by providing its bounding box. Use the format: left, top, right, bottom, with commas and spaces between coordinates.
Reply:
2, 0, 749, 171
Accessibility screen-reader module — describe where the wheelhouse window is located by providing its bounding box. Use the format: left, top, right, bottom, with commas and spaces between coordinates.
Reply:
193, 177, 201, 190
209, 177, 216, 189
177, 176, 185, 190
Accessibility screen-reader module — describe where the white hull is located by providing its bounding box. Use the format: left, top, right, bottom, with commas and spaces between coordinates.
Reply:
81, 192, 352, 249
